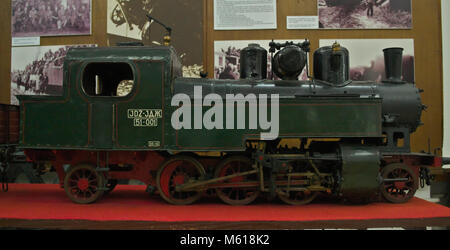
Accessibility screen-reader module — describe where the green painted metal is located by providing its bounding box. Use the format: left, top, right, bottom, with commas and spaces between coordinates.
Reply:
91, 103, 113, 149
339, 144, 381, 201
115, 61, 165, 149
17, 46, 382, 152
172, 98, 382, 151
17, 46, 174, 151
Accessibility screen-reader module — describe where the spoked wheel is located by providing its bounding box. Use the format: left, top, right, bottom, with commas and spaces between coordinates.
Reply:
380, 163, 418, 203
64, 164, 105, 204
277, 189, 319, 205
276, 163, 319, 205
156, 156, 206, 205
214, 156, 260, 205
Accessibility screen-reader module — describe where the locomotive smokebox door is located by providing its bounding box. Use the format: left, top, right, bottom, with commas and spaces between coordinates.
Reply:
338, 145, 381, 202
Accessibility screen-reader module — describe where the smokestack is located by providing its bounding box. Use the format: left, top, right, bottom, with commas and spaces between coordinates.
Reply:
383, 47, 404, 83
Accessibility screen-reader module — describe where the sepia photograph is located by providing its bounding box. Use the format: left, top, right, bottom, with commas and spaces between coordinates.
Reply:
107, 0, 151, 41
10, 44, 96, 105
318, 0, 412, 29
214, 40, 309, 80
11, 0, 92, 37
107, 0, 204, 77
319, 39, 415, 83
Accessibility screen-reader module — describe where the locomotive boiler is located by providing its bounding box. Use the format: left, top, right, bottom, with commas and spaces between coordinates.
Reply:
0, 37, 447, 206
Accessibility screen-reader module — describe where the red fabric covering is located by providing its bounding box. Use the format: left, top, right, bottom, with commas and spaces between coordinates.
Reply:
0, 184, 449, 222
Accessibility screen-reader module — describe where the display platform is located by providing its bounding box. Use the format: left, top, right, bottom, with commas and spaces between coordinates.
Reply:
0, 184, 449, 230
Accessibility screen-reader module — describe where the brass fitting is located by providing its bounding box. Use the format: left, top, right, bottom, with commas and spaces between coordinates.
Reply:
332, 41, 341, 52
164, 35, 171, 46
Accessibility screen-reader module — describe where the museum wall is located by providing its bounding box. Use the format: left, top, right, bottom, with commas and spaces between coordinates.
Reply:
0, 0, 444, 154
1, 0, 108, 105
442, 0, 450, 161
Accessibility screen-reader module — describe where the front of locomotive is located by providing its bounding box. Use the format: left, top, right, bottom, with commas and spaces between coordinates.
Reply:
314, 43, 425, 153
278, 40, 445, 203
267, 40, 428, 203
281, 40, 439, 203
310, 42, 432, 203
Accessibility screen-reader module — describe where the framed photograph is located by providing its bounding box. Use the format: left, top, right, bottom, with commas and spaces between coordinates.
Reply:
11, 44, 96, 105
106, 0, 204, 77
318, 0, 412, 29
107, 0, 147, 41
11, 0, 92, 37
319, 39, 415, 83
214, 40, 309, 80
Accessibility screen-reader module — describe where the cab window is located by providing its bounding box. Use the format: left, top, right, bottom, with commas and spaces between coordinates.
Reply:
82, 62, 134, 97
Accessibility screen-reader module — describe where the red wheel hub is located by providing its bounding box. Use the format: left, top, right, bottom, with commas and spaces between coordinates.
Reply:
220, 166, 245, 181
230, 176, 244, 182
157, 157, 205, 205
214, 158, 261, 205
173, 174, 186, 185
394, 181, 406, 189
220, 164, 245, 183
77, 178, 89, 191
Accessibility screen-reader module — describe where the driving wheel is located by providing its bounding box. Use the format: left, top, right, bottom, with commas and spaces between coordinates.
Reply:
214, 156, 260, 205
156, 156, 206, 205
277, 163, 319, 205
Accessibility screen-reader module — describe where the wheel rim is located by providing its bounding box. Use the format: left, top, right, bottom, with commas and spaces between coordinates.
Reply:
276, 163, 319, 205
214, 156, 260, 205
64, 164, 104, 204
156, 156, 205, 205
277, 189, 319, 205
381, 164, 418, 203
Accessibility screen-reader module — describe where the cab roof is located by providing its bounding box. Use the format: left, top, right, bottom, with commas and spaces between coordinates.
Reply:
65, 46, 179, 62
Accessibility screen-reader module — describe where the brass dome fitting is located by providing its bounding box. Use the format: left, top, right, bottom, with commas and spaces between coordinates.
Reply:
332, 41, 341, 52
164, 36, 171, 46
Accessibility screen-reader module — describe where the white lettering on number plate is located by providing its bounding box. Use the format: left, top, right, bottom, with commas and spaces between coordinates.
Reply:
127, 109, 162, 127
148, 141, 161, 148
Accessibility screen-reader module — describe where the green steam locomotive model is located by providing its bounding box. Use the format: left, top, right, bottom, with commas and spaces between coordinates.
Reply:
0, 35, 447, 205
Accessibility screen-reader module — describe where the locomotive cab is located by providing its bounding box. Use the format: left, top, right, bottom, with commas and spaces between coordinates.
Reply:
17, 46, 180, 151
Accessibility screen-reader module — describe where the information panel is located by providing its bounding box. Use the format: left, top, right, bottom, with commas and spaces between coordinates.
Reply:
214, 0, 277, 30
